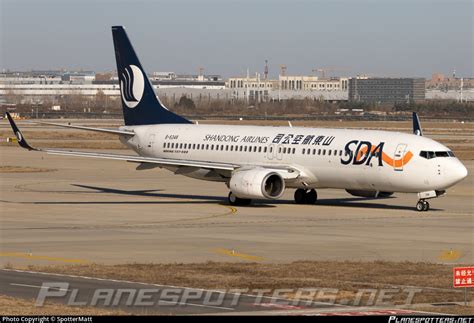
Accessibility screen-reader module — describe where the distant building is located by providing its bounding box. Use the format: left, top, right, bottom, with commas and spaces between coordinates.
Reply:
348, 77, 425, 104
279, 75, 348, 92
426, 73, 474, 90
227, 75, 278, 101
227, 74, 348, 101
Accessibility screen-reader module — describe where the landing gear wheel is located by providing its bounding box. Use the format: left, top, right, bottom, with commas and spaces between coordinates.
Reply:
295, 189, 317, 204
294, 189, 306, 204
422, 201, 430, 211
228, 192, 251, 206
416, 200, 430, 212
305, 189, 317, 204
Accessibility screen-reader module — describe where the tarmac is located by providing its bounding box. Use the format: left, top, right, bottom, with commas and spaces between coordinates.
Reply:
0, 268, 447, 315
1, 146, 473, 266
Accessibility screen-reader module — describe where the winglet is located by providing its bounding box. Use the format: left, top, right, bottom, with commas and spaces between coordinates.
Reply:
412, 112, 423, 136
5, 113, 37, 150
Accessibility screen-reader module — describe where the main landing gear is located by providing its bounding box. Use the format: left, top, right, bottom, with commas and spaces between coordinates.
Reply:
294, 189, 317, 204
228, 192, 251, 206
416, 200, 430, 212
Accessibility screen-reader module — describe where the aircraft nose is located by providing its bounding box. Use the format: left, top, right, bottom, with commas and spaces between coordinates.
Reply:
452, 160, 468, 183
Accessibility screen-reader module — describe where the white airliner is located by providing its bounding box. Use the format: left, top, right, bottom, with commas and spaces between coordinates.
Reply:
7, 26, 468, 211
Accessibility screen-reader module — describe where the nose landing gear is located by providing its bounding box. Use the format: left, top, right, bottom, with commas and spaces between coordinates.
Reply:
416, 200, 430, 212
415, 190, 445, 212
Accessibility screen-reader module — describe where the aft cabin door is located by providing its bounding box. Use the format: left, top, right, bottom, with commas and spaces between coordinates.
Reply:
393, 143, 407, 171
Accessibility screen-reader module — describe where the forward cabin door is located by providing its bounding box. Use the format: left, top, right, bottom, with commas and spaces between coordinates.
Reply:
393, 143, 407, 171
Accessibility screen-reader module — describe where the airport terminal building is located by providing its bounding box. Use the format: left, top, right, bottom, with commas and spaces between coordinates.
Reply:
348, 77, 425, 104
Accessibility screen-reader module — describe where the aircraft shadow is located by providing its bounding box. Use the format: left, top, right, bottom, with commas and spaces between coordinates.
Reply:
61, 184, 436, 211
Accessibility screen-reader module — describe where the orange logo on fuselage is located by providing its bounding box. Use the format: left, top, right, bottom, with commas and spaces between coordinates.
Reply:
341, 140, 413, 168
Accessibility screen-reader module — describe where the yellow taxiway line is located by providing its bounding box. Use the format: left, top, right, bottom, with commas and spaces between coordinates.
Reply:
213, 248, 264, 262
437, 249, 462, 261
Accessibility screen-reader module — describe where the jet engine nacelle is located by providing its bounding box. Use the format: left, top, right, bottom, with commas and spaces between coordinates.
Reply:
229, 169, 285, 199
345, 189, 394, 198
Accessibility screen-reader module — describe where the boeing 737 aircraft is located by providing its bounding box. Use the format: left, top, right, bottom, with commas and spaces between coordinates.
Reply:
6, 26, 468, 211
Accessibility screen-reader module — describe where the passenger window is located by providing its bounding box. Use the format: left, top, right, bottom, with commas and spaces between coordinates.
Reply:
312, 149, 316, 155
328, 150, 332, 156
258, 147, 262, 153
292, 148, 296, 154
264, 147, 267, 153
302, 148, 306, 154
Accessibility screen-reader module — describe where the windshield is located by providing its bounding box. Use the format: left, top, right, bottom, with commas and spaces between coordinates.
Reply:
419, 151, 455, 159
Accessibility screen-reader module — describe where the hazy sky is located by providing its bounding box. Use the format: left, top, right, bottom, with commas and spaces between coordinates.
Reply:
1, 0, 472, 78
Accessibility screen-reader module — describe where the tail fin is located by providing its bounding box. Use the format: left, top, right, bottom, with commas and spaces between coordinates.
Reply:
111, 26, 191, 126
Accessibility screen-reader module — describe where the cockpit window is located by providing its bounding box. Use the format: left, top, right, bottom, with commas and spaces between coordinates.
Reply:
419, 150, 455, 159
435, 151, 450, 157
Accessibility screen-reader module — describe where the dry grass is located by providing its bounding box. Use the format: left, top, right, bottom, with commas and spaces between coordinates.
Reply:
0, 294, 126, 315
414, 305, 474, 316
19, 261, 473, 307
0, 166, 56, 173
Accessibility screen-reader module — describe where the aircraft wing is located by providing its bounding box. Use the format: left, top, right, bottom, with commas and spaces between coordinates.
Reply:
6, 113, 300, 178
45, 149, 237, 171
26, 120, 135, 136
